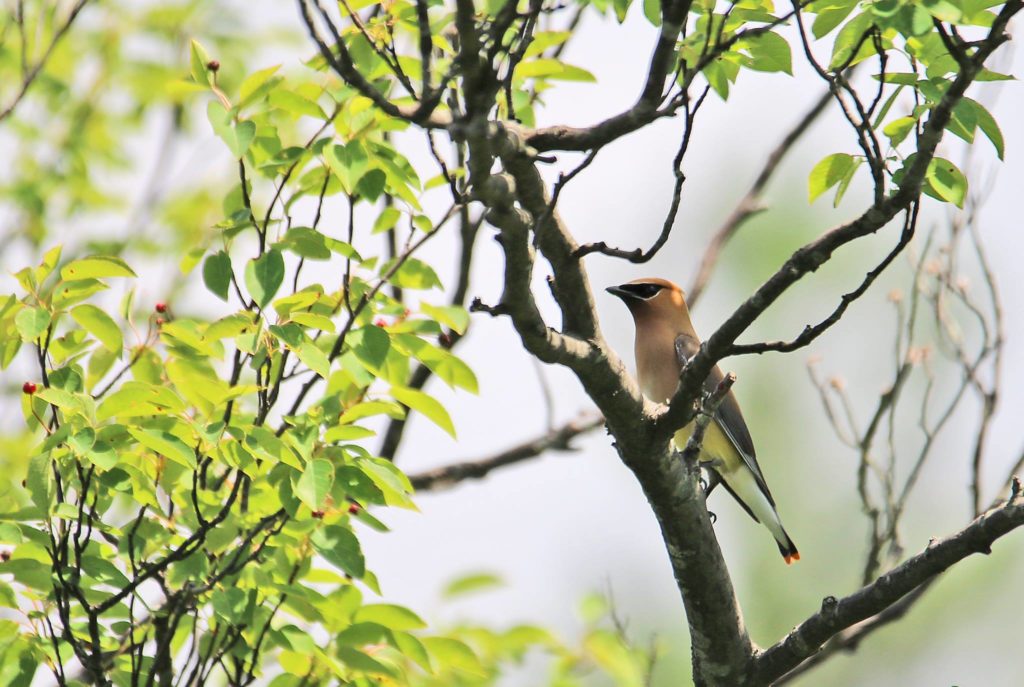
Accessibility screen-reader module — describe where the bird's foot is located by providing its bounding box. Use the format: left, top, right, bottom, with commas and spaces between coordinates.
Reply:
708, 511, 717, 525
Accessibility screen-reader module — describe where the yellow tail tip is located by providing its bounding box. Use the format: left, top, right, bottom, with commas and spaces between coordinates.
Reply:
784, 552, 801, 565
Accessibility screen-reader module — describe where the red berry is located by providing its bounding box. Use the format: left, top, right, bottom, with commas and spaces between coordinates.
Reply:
438, 332, 453, 348
348, 503, 360, 515
155, 302, 167, 313
0, 550, 10, 562
155, 317, 165, 326
311, 510, 325, 519
206, 60, 220, 72
22, 382, 37, 395
374, 318, 387, 328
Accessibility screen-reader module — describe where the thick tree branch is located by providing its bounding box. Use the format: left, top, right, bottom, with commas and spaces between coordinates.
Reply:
409, 414, 604, 491
754, 481, 1024, 683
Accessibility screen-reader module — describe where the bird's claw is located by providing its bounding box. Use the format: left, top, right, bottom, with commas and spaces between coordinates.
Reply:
708, 511, 717, 525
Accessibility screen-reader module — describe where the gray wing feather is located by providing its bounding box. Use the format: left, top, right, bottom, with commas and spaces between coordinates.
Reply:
674, 335, 777, 507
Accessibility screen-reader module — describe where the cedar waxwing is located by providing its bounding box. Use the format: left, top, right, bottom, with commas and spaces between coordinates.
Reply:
607, 278, 799, 564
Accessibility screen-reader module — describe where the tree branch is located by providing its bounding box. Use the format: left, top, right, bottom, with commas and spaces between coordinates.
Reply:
0, 0, 91, 124
754, 481, 1024, 683
687, 86, 833, 304
409, 414, 604, 491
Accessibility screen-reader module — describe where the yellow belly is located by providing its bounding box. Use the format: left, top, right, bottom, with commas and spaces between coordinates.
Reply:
672, 419, 742, 473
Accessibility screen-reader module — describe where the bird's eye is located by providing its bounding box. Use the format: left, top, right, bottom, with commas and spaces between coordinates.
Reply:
634, 283, 663, 299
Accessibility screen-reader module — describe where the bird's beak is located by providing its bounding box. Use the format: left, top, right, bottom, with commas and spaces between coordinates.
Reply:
605, 284, 635, 301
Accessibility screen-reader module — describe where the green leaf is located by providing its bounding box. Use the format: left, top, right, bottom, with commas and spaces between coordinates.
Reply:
311, 525, 365, 577
515, 58, 597, 83
812, 0, 859, 39
326, 141, 369, 195
421, 303, 470, 335
189, 39, 212, 86
642, 0, 662, 26
743, 31, 793, 74
238, 64, 282, 105
443, 572, 504, 598
203, 251, 233, 301
421, 638, 485, 677
128, 427, 196, 468
290, 312, 335, 332
372, 207, 402, 235
829, 12, 875, 70
385, 258, 442, 290
296, 458, 334, 509
60, 256, 136, 281
70, 304, 123, 353
808, 153, 856, 203
925, 157, 968, 207
391, 386, 455, 437
297, 340, 331, 379
962, 98, 1005, 159
245, 249, 285, 307
349, 325, 391, 371
883, 116, 916, 146
354, 604, 426, 630
207, 101, 256, 159
15, 307, 50, 341
97, 381, 185, 420
279, 227, 331, 260
26, 454, 55, 514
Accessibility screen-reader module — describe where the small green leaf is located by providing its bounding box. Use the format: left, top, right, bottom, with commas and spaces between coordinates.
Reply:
962, 98, 1005, 159
26, 454, 55, 514
515, 58, 597, 83
642, 0, 662, 26
203, 251, 233, 301
349, 325, 391, 371
128, 427, 197, 468
421, 303, 470, 335
296, 458, 334, 509
354, 604, 426, 631
189, 39, 212, 86
70, 305, 122, 353
808, 153, 856, 203
391, 386, 455, 437
60, 256, 136, 281
925, 157, 968, 208
829, 13, 875, 70
245, 249, 285, 308
207, 101, 256, 159
883, 116, 916, 146
15, 308, 51, 341
743, 31, 793, 74
443, 572, 504, 599
297, 341, 331, 379
311, 525, 365, 577
812, 0, 859, 39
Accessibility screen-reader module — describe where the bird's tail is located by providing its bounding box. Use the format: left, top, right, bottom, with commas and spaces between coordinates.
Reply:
720, 467, 800, 565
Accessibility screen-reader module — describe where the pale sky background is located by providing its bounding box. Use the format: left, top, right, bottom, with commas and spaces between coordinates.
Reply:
2, 2, 1023, 685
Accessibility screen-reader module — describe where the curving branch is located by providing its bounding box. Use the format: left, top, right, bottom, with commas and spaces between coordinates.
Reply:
754, 481, 1024, 683
687, 86, 833, 304
409, 414, 604, 491
0, 0, 92, 124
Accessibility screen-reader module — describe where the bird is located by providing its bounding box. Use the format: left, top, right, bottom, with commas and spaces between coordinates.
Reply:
606, 277, 799, 564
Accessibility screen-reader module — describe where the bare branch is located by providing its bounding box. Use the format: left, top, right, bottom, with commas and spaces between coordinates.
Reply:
0, 0, 91, 124
409, 414, 604, 491
688, 87, 833, 304
754, 486, 1024, 683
